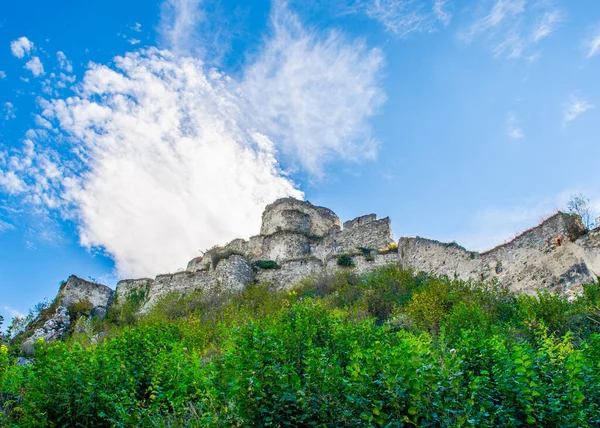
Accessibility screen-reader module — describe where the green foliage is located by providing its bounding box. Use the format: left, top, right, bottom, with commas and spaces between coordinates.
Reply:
337, 253, 355, 267
253, 260, 279, 270
107, 286, 150, 326
68, 299, 94, 320
3, 267, 600, 426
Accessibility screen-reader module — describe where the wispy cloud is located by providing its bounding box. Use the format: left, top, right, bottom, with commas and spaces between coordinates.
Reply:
10, 36, 34, 58
56, 51, 73, 73
158, 0, 205, 55
0, 219, 14, 233
348, 0, 452, 37
24, 56, 45, 76
461, 0, 563, 60
586, 28, 600, 58
532, 10, 564, 42
2, 3, 385, 278
507, 111, 524, 139
563, 95, 594, 127
0, 71, 6, 79
2, 102, 16, 120
243, 2, 385, 176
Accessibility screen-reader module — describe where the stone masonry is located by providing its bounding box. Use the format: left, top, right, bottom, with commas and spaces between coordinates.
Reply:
42, 197, 600, 320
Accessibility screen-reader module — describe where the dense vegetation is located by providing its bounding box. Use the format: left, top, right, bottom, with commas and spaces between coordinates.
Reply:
2, 266, 600, 427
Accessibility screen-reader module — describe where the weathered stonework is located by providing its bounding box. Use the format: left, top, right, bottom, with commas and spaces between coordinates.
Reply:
398, 213, 599, 298
255, 257, 324, 289
335, 216, 394, 253
58, 275, 115, 316
261, 198, 341, 237
115, 278, 153, 302
45, 197, 600, 319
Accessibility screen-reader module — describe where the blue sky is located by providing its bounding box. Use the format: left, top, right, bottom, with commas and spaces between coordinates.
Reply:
1, 0, 600, 325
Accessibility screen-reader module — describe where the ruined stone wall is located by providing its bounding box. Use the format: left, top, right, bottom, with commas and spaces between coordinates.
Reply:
58, 275, 114, 313
398, 213, 598, 298
45, 197, 600, 323
255, 258, 324, 289
335, 216, 394, 253
115, 278, 153, 302
260, 198, 341, 237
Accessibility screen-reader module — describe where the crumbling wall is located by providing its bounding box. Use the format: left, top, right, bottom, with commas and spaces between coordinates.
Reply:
397, 213, 597, 298
335, 216, 394, 252
57, 275, 114, 314
255, 257, 324, 289
261, 198, 341, 237
259, 232, 312, 262
115, 278, 153, 303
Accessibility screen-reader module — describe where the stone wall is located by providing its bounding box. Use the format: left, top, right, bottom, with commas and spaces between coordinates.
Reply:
398, 213, 599, 298
335, 216, 394, 253
45, 197, 600, 320
260, 198, 341, 237
115, 278, 153, 302
57, 275, 114, 314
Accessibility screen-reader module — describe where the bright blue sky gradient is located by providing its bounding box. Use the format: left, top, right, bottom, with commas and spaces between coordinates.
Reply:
1, 0, 599, 324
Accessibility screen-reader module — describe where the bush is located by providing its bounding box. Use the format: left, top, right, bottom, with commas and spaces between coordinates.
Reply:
68, 299, 93, 320
337, 254, 355, 268
253, 260, 279, 270
5, 267, 600, 426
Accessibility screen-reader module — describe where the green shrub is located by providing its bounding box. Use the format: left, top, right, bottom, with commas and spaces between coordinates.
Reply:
5, 267, 600, 426
68, 299, 93, 320
253, 260, 279, 270
337, 254, 355, 268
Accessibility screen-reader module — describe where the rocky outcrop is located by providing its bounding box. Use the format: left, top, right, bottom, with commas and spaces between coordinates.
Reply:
22, 306, 71, 350
398, 213, 598, 298
58, 275, 115, 317
21, 276, 115, 348
41, 198, 600, 319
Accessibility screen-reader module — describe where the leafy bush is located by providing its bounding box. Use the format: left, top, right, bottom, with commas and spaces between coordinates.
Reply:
68, 299, 93, 320
3, 267, 600, 426
337, 254, 355, 267
253, 260, 279, 270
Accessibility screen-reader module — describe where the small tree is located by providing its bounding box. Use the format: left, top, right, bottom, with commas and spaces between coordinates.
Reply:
567, 193, 599, 230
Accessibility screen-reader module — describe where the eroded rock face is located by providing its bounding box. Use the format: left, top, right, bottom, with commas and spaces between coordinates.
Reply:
58, 275, 115, 317
23, 306, 71, 348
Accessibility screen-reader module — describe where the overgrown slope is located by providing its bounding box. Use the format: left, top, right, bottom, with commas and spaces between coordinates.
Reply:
2, 266, 600, 427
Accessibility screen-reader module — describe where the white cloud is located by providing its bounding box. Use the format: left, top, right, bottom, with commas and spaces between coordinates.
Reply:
507, 111, 524, 139
587, 29, 600, 58
3, 102, 16, 120
462, 0, 562, 60
25, 56, 45, 76
10, 36, 34, 58
0, 219, 14, 233
243, 3, 385, 175
159, 0, 204, 55
129, 38, 141, 45
533, 10, 563, 42
132, 22, 142, 32
56, 51, 73, 73
563, 95, 594, 127
350, 0, 452, 37
0, 71, 6, 79
3, 4, 384, 279
0, 170, 27, 194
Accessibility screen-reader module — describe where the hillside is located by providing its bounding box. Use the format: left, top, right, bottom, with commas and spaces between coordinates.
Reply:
2, 197, 600, 426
